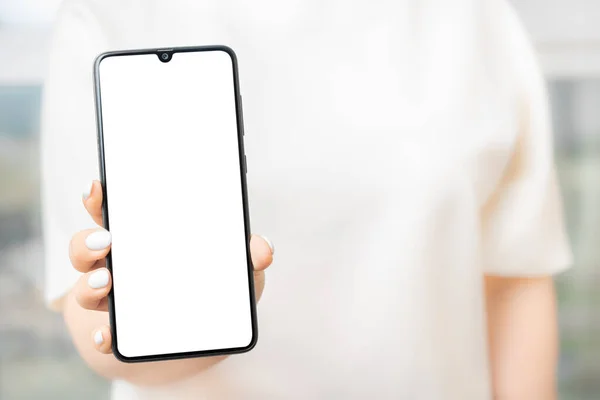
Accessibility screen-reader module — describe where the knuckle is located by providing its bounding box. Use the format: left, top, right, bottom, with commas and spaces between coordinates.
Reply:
75, 290, 89, 308
75, 282, 101, 309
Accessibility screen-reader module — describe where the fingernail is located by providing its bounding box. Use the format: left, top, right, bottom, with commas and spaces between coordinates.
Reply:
94, 330, 104, 346
88, 269, 110, 289
85, 230, 112, 251
83, 181, 93, 200
262, 236, 275, 255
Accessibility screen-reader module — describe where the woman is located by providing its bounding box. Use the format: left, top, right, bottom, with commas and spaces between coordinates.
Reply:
41, 0, 572, 398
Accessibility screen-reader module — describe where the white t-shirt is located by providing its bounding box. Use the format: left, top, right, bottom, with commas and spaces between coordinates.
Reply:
41, 0, 572, 398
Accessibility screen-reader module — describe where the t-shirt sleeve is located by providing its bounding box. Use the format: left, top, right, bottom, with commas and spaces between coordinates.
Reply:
41, 0, 108, 310
480, 1, 573, 277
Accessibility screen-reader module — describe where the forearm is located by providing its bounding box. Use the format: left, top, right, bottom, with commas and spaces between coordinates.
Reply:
485, 275, 559, 400
62, 289, 224, 386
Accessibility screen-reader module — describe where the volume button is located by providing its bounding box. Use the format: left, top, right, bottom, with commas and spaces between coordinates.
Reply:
239, 94, 245, 136
244, 155, 248, 173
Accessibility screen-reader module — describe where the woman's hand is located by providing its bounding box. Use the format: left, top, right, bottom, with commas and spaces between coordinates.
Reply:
63, 180, 274, 384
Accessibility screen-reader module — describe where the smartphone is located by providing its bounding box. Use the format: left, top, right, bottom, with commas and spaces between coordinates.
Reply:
93, 46, 256, 362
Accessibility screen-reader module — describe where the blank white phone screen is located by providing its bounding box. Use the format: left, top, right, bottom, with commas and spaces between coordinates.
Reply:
97, 50, 253, 358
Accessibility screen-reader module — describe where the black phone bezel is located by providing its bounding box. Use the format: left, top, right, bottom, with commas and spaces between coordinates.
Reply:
93, 45, 257, 363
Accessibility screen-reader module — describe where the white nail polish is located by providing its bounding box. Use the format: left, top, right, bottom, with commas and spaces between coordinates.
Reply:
262, 236, 275, 255
94, 330, 104, 346
83, 181, 93, 200
88, 269, 110, 289
85, 230, 112, 251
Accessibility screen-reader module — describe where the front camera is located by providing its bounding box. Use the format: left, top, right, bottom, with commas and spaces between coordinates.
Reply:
158, 52, 172, 63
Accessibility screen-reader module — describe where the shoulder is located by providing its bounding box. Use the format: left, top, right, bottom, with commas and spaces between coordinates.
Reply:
479, 0, 543, 86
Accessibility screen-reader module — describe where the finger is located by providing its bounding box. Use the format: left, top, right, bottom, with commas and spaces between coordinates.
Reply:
74, 267, 112, 311
92, 325, 113, 354
253, 270, 266, 301
83, 180, 104, 226
70, 228, 112, 272
250, 235, 274, 271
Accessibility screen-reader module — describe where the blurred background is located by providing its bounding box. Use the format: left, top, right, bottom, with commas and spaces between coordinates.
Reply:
0, 0, 599, 399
